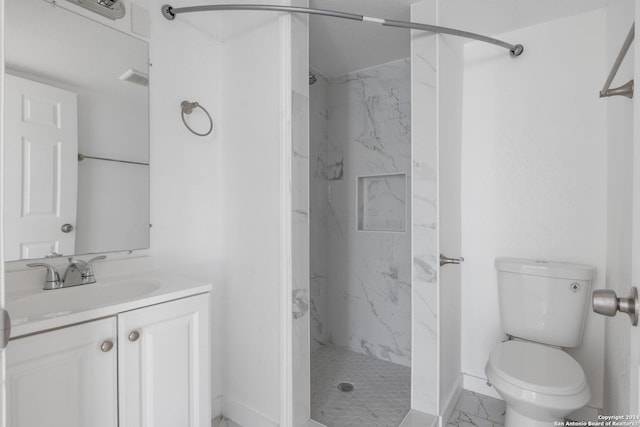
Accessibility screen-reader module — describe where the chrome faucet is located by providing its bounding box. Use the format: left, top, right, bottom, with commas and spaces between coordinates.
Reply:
62, 256, 107, 287
28, 255, 107, 290
25, 263, 62, 290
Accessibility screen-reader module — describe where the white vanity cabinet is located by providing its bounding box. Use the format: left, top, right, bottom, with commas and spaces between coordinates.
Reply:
118, 293, 211, 427
6, 317, 118, 427
6, 292, 210, 427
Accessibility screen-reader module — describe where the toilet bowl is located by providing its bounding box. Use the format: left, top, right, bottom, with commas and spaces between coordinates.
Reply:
487, 258, 596, 427
485, 340, 590, 427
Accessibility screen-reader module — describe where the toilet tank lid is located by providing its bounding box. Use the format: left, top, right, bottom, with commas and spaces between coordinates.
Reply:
495, 257, 596, 280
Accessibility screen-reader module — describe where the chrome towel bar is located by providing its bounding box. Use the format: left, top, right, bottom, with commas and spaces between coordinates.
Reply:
181, 100, 214, 137
78, 153, 149, 166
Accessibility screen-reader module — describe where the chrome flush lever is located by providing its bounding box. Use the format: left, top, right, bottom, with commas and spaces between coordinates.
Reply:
592, 287, 639, 326
440, 254, 464, 267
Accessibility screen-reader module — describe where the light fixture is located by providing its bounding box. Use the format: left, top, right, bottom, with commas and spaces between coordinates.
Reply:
65, 0, 125, 20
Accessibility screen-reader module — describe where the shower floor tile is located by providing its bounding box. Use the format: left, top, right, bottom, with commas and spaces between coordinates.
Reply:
311, 345, 411, 427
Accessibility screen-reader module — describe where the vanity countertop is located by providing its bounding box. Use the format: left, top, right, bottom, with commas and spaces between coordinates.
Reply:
6, 271, 212, 338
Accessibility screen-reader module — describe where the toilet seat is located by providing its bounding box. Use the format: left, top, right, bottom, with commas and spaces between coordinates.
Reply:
488, 340, 587, 396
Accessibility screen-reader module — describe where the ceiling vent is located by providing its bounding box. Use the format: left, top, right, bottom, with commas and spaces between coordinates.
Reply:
119, 69, 149, 86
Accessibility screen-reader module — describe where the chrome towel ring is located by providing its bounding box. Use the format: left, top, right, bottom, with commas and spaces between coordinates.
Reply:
180, 100, 213, 136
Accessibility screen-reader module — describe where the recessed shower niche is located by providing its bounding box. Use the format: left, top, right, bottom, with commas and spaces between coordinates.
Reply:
357, 173, 407, 232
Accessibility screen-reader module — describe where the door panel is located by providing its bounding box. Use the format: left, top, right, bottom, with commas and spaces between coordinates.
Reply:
4, 73, 78, 260
22, 138, 63, 217
118, 294, 210, 427
21, 93, 62, 128
5, 318, 117, 427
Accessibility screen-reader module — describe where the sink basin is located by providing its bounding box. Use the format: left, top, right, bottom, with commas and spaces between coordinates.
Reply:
5, 270, 212, 338
7, 279, 161, 321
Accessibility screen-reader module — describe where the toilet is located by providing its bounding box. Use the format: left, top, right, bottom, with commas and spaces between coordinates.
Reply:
485, 257, 595, 427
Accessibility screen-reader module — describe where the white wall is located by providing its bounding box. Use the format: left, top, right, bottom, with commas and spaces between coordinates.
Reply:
603, 0, 634, 416
218, 12, 287, 427
435, 20, 465, 420
151, 3, 302, 425
410, 0, 439, 415
461, 9, 607, 412
148, 3, 223, 419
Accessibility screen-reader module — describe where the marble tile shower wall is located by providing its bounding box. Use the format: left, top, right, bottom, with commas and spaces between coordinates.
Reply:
310, 59, 412, 367
310, 70, 330, 353
291, 8, 311, 426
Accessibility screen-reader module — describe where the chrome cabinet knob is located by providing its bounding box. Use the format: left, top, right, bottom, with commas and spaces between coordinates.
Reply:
592, 287, 639, 326
128, 330, 140, 342
101, 340, 114, 352
61, 224, 74, 233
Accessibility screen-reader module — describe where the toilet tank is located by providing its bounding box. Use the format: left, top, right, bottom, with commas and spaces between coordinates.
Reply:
495, 258, 596, 348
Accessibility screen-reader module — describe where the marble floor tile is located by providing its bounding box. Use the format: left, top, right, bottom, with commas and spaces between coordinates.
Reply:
446, 390, 505, 427
398, 409, 438, 427
311, 345, 411, 427
446, 409, 503, 427
304, 420, 327, 427
453, 390, 505, 424
212, 415, 242, 427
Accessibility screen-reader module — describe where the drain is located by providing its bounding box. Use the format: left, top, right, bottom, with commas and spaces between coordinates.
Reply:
337, 382, 354, 392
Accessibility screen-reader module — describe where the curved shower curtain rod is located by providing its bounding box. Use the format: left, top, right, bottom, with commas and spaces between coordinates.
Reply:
161, 4, 524, 57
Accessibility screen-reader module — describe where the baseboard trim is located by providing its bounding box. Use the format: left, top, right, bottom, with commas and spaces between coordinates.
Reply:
463, 373, 502, 400
399, 409, 438, 427
223, 398, 279, 427
212, 394, 223, 419
440, 376, 463, 426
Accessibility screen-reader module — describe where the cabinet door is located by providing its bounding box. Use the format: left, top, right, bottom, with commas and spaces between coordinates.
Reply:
6, 317, 118, 427
119, 294, 211, 427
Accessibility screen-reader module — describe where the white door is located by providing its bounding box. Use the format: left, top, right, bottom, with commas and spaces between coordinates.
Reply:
3, 73, 78, 260
631, 2, 640, 413
632, 137, 640, 414
118, 294, 211, 427
1, 28, 7, 427
5, 318, 118, 427
632, 2, 640, 413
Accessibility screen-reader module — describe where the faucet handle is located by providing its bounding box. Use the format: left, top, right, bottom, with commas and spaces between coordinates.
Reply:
86, 255, 106, 268
27, 263, 62, 290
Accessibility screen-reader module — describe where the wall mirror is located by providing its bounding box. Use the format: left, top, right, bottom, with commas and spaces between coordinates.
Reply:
3, 0, 150, 262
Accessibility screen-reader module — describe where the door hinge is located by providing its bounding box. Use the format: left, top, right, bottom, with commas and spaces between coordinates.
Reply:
0, 308, 11, 349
